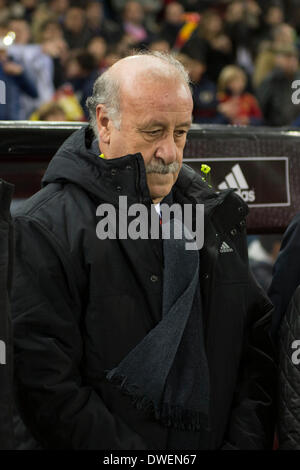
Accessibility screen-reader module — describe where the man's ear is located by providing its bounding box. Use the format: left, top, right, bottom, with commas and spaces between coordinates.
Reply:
96, 104, 111, 144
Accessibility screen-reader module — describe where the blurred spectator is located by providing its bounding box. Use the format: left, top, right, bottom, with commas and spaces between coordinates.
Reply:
0, 38, 38, 120
0, 0, 10, 24
182, 9, 234, 81
87, 36, 107, 69
63, 6, 93, 49
86, 1, 122, 44
218, 65, 263, 125
30, 83, 84, 121
122, 1, 150, 45
177, 53, 224, 124
225, 1, 262, 46
252, 43, 275, 88
102, 49, 122, 68
64, 50, 99, 118
8, 14, 57, 116
34, 102, 68, 121
8, 17, 31, 45
160, 2, 185, 47
111, 0, 161, 32
8, 23, 56, 119
273, 23, 297, 48
32, 0, 70, 38
47, 0, 70, 20
39, 21, 69, 89
35, 18, 64, 43
149, 38, 171, 53
0, 0, 39, 24
257, 3, 285, 44
249, 235, 282, 291
253, 23, 297, 87
266, 3, 284, 27
224, 0, 262, 74
17, 0, 39, 23
257, 45, 300, 126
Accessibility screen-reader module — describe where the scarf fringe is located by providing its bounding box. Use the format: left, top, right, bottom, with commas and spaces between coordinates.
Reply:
106, 371, 208, 432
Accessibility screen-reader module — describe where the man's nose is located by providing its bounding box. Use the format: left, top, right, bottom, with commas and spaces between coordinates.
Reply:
154, 134, 177, 164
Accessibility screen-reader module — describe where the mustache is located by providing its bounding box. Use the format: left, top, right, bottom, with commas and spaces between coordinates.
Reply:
145, 160, 180, 175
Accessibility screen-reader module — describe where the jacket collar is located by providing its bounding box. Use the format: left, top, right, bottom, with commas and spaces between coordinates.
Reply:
44, 126, 249, 227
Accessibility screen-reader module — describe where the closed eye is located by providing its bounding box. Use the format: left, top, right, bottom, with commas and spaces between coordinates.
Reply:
174, 130, 188, 137
144, 129, 162, 137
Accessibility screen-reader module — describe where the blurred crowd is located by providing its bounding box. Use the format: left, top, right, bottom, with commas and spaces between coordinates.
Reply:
2, 0, 300, 126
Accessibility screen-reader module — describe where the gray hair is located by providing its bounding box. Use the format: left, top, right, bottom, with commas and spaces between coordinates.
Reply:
86, 51, 191, 138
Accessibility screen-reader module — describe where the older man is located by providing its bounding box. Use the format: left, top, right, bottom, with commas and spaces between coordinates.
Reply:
12, 52, 275, 450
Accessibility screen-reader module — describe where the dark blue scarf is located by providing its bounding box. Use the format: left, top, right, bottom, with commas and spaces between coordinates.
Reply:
106, 217, 210, 433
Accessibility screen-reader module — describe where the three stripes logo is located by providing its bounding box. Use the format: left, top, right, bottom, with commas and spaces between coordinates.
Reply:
218, 164, 255, 203
219, 241, 234, 254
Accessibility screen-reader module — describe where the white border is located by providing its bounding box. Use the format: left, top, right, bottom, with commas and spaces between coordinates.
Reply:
184, 157, 291, 208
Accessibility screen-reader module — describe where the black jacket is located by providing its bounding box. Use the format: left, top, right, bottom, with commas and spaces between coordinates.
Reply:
0, 179, 14, 450
11, 126, 276, 450
278, 285, 300, 449
269, 211, 300, 340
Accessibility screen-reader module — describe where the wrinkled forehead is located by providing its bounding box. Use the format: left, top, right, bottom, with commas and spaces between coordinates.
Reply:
124, 77, 191, 108
116, 62, 190, 101
120, 80, 193, 129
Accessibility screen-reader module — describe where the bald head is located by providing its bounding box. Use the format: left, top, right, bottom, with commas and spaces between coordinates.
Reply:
110, 53, 189, 81
86, 52, 191, 136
